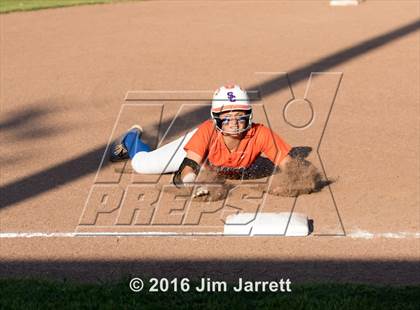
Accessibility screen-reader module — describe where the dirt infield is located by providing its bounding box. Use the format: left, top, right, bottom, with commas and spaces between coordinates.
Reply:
1, 1, 419, 284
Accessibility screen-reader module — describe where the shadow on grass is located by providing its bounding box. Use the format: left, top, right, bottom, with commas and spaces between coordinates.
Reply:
0, 276, 419, 309
1, 258, 420, 285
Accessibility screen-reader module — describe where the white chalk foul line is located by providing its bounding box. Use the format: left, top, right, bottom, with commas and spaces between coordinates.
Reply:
346, 230, 420, 239
0, 232, 77, 238
0, 231, 419, 239
0, 232, 222, 238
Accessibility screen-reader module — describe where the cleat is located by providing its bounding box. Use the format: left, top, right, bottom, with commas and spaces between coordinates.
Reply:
109, 125, 143, 162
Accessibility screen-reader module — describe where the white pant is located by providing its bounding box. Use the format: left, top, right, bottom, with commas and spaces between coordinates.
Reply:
131, 129, 198, 174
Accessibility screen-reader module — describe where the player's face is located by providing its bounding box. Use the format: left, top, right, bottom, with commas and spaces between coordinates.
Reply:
219, 111, 247, 136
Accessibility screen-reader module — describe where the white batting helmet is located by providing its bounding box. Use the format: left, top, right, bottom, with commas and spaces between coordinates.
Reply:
211, 83, 253, 133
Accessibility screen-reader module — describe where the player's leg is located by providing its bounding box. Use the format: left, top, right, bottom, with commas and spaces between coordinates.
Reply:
109, 125, 151, 162
110, 125, 198, 174
131, 129, 197, 174
123, 127, 151, 158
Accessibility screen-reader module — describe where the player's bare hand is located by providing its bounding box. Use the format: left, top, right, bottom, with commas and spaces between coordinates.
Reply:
192, 186, 209, 198
192, 183, 233, 202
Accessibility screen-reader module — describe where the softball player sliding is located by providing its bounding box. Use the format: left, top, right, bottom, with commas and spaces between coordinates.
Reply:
110, 84, 292, 186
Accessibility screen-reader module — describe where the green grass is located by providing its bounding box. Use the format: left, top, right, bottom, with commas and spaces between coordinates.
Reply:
0, 0, 136, 14
1, 278, 419, 309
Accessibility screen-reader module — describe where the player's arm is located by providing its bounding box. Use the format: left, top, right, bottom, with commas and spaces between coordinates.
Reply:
173, 150, 203, 187
173, 120, 213, 187
180, 150, 203, 181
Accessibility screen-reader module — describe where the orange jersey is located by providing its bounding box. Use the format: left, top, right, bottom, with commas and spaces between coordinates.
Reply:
184, 120, 292, 168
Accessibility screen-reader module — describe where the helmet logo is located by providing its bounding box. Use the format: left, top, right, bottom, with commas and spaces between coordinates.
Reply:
227, 91, 236, 102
